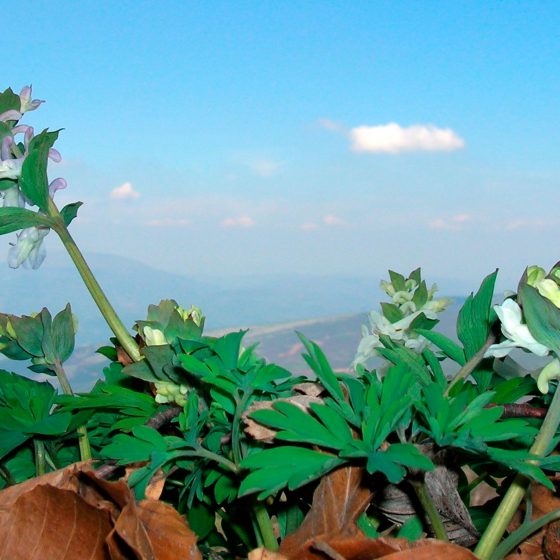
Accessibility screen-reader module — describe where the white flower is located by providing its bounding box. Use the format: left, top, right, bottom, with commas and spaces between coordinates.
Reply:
2, 185, 25, 208
8, 227, 49, 269
19, 86, 44, 113
485, 298, 550, 358
423, 297, 452, 315
0, 157, 23, 181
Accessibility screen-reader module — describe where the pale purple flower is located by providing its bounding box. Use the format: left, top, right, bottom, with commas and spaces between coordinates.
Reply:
0, 110, 21, 122
48, 148, 62, 163
8, 227, 49, 269
48, 177, 67, 196
1, 136, 13, 160
19, 86, 44, 113
11, 124, 33, 137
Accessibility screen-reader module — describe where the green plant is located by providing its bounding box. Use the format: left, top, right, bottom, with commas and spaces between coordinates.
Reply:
2, 86, 560, 559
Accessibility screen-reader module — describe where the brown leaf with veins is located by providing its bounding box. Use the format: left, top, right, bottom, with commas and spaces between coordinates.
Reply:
277, 465, 478, 560
0, 461, 201, 560
0, 483, 112, 560
279, 465, 373, 559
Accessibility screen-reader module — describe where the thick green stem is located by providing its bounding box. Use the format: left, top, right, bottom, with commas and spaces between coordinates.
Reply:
47, 199, 141, 363
34, 439, 46, 476
253, 502, 278, 551
411, 479, 448, 541
53, 359, 92, 461
475, 383, 560, 559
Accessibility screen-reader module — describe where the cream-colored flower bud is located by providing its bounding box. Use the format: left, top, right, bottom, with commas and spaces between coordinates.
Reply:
535, 278, 560, 308
526, 265, 546, 287
379, 280, 396, 297
144, 326, 167, 346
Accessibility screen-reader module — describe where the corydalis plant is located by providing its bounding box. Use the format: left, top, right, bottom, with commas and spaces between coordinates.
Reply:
354, 268, 451, 368
0, 86, 66, 269
0, 86, 141, 362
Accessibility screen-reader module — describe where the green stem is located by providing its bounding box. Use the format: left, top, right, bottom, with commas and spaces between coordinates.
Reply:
34, 440, 46, 476
253, 502, 278, 551
411, 479, 448, 541
52, 359, 92, 461
474, 383, 560, 559
445, 332, 496, 396
491, 507, 560, 560
0, 463, 15, 486
181, 448, 240, 474
47, 199, 141, 363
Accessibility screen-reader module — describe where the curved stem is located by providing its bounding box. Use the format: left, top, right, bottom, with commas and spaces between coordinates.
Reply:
52, 359, 92, 461
411, 479, 448, 541
0, 463, 15, 486
253, 502, 279, 551
47, 198, 141, 363
445, 332, 496, 396
475, 385, 560, 559
183, 447, 240, 474
491, 507, 560, 560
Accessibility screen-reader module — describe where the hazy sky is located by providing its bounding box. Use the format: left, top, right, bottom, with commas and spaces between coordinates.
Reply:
6, 1, 560, 292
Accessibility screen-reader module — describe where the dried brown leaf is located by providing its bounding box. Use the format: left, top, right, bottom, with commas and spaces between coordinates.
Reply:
248, 548, 289, 560
304, 536, 477, 560
279, 465, 373, 559
293, 382, 325, 397
375, 450, 478, 547
0, 484, 112, 560
0, 461, 201, 560
108, 499, 201, 560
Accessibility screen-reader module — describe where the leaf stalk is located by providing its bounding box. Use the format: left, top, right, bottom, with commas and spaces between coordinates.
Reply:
474, 378, 560, 559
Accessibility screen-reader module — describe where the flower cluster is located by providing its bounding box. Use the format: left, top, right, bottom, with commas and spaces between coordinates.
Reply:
154, 380, 190, 407
353, 269, 452, 369
0, 86, 66, 268
136, 300, 205, 406
485, 264, 560, 360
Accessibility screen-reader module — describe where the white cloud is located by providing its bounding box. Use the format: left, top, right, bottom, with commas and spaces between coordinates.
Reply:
318, 118, 346, 133
323, 214, 344, 226
350, 123, 464, 154
110, 182, 140, 200
221, 216, 255, 228
250, 159, 281, 178
429, 213, 472, 231
145, 218, 190, 227
300, 222, 318, 231
452, 213, 471, 223
505, 218, 546, 231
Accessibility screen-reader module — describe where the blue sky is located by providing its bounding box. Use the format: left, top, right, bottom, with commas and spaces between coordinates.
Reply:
6, 1, 560, 292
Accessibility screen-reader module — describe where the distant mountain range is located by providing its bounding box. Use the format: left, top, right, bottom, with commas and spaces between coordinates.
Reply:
0, 250, 470, 390
0, 251, 386, 347
0, 304, 466, 392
